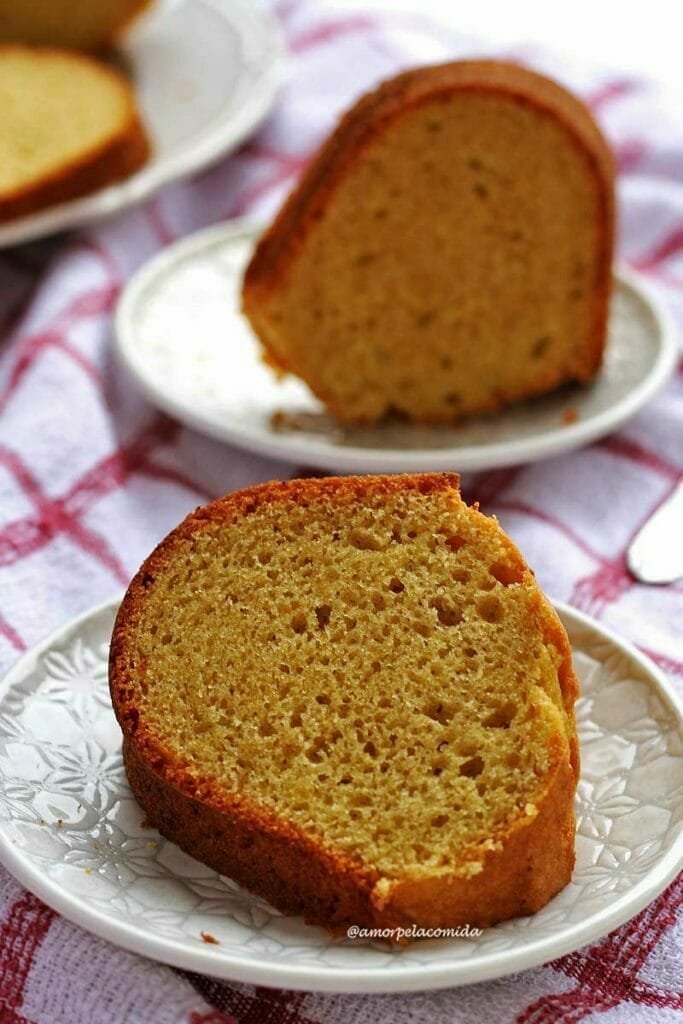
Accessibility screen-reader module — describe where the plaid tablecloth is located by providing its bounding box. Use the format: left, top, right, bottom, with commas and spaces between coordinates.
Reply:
0, 2, 681, 1021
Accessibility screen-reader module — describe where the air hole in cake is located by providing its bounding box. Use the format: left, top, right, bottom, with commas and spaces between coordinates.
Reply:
389, 576, 405, 593
477, 575, 496, 592
459, 755, 484, 778
431, 597, 463, 627
370, 592, 385, 611
484, 702, 516, 729
531, 335, 551, 358
424, 701, 452, 725
315, 604, 332, 629
290, 711, 303, 728
316, 693, 331, 705
259, 720, 274, 737
476, 594, 504, 623
306, 742, 326, 763
291, 612, 307, 634
338, 776, 352, 785
363, 740, 378, 758
415, 310, 435, 327
489, 561, 524, 586
431, 814, 448, 828
445, 534, 466, 552
452, 568, 470, 584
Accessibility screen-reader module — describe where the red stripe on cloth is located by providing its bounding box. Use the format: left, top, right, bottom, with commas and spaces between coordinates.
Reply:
0, 891, 55, 1021
585, 78, 639, 111
189, 1013, 238, 1024
0, 416, 185, 583
226, 152, 313, 219
638, 645, 683, 675
289, 14, 379, 53
146, 198, 176, 247
138, 458, 214, 501
492, 499, 607, 565
0, 280, 119, 409
518, 876, 683, 1024
633, 225, 683, 271
570, 560, 632, 618
599, 436, 681, 481
60, 416, 179, 515
0, 612, 25, 652
614, 138, 648, 174
463, 466, 523, 508
0, 330, 103, 409
181, 975, 321, 1024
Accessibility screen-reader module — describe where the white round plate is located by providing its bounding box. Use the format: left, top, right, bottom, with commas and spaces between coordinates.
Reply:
0, 598, 681, 993
0, 1, 284, 248
115, 220, 677, 474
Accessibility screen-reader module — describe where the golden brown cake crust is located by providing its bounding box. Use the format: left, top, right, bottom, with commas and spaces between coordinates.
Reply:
242, 60, 615, 422
0, 45, 150, 224
110, 474, 579, 935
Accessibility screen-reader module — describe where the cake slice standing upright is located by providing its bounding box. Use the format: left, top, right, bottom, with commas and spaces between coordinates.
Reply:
242, 60, 614, 424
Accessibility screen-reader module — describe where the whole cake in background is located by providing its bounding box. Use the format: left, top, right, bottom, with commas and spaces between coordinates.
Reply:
0, 46, 150, 223
0, 0, 153, 50
110, 473, 579, 935
242, 60, 615, 424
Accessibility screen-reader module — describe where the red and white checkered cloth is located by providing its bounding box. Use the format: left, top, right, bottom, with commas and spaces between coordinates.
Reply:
0, 2, 681, 1021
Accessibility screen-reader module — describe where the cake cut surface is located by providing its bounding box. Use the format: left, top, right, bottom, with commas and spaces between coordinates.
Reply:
0, 46, 149, 223
110, 474, 579, 933
242, 60, 615, 424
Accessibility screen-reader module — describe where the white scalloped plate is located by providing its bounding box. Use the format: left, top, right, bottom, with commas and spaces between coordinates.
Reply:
0, 598, 681, 992
0, 1, 284, 248
115, 220, 677, 474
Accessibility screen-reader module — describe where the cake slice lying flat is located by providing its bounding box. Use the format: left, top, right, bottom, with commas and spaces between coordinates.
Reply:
110, 474, 579, 933
0, 46, 149, 223
243, 60, 614, 424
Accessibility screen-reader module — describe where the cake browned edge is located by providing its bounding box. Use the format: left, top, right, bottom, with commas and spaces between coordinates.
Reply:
0, 45, 151, 224
109, 474, 579, 935
241, 59, 615, 424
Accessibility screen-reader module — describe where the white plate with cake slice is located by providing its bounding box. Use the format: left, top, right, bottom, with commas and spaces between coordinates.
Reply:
0, 0, 284, 248
115, 220, 677, 475
0, 596, 680, 993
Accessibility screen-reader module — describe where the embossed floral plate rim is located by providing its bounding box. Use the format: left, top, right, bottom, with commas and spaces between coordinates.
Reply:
0, 597, 681, 993
115, 219, 678, 474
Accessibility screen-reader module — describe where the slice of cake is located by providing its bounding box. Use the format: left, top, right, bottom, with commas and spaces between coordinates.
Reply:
0, 45, 150, 223
110, 474, 579, 933
242, 60, 615, 424
0, 1, 153, 50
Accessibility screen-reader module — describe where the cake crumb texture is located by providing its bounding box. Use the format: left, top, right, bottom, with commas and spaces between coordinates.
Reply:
0, 45, 149, 223
110, 474, 579, 932
243, 60, 614, 424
